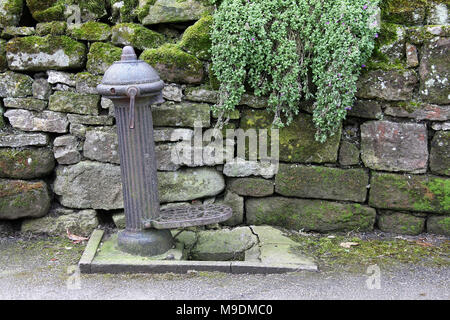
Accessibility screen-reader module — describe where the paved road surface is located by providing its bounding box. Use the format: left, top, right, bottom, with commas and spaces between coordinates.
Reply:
0, 237, 448, 300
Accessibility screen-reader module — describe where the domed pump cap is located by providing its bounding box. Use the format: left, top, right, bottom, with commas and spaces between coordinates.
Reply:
97, 46, 165, 103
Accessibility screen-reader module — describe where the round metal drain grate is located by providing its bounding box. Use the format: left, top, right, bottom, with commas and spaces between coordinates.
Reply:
147, 204, 233, 229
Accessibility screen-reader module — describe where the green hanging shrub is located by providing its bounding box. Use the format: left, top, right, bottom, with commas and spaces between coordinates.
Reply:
210, 0, 380, 142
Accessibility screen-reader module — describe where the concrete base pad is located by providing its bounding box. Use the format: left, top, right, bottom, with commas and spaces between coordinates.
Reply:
79, 228, 318, 274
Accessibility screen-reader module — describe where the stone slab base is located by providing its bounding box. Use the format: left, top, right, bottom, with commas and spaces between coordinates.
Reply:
79, 229, 318, 274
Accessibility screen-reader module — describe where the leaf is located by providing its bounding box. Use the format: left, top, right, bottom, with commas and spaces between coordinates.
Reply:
66, 229, 89, 243
340, 242, 359, 249
415, 241, 433, 247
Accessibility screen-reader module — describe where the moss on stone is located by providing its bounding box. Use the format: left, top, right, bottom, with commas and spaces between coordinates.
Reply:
179, 15, 213, 60
140, 43, 204, 84
111, 23, 164, 50
26, 0, 65, 22
86, 42, 122, 75
67, 21, 111, 41
6, 35, 85, 57
240, 109, 341, 163
370, 173, 450, 214
0, 148, 55, 179
36, 21, 67, 35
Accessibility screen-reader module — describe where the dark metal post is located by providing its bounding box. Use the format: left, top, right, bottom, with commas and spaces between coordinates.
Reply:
97, 46, 173, 256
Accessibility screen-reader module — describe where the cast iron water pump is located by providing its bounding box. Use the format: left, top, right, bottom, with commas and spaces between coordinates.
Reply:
97, 46, 232, 256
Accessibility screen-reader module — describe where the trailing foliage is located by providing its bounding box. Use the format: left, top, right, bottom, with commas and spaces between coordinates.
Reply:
210, 0, 380, 142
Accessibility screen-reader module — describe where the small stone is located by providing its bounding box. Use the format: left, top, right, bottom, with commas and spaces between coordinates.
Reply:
6, 35, 87, 71
67, 21, 111, 41
32, 78, 51, 100
406, 43, 419, 67
275, 164, 369, 202
138, 0, 212, 25
361, 121, 428, 173
67, 114, 114, 126
112, 211, 125, 229
228, 177, 274, 197
339, 141, 360, 166
1, 26, 35, 38
53, 161, 123, 210
35, 21, 67, 36
0, 71, 33, 98
356, 69, 418, 101
4, 109, 69, 133
49, 91, 99, 115
162, 84, 183, 102
154, 128, 193, 142
53, 135, 82, 165
384, 102, 450, 121
223, 159, 278, 179
0, 147, 54, 179
111, 23, 164, 50
53, 83, 75, 92
191, 227, 257, 261
378, 211, 425, 235
369, 173, 449, 214
140, 44, 204, 84
432, 122, 450, 131
83, 127, 119, 164
47, 70, 76, 86
101, 97, 114, 110
427, 215, 450, 236
3, 97, 47, 111
246, 197, 376, 232
184, 86, 218, 103
430, 131, 450, 176
155, 143, 181, 171
348, 100, 384, 119
0, 132, 49, 147
22, 209, 98, 237
426, 2, 449, 25
0, 179, 51, 220
152, 101, 210, 127
218, 191, 244, 227
419, 37, 449, 105
159, 168, 225, 203
69, 123, 87, 138
75, 72, 102, 95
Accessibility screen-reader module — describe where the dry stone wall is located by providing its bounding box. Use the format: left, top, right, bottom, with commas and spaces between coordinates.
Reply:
0, 0, 449, 237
